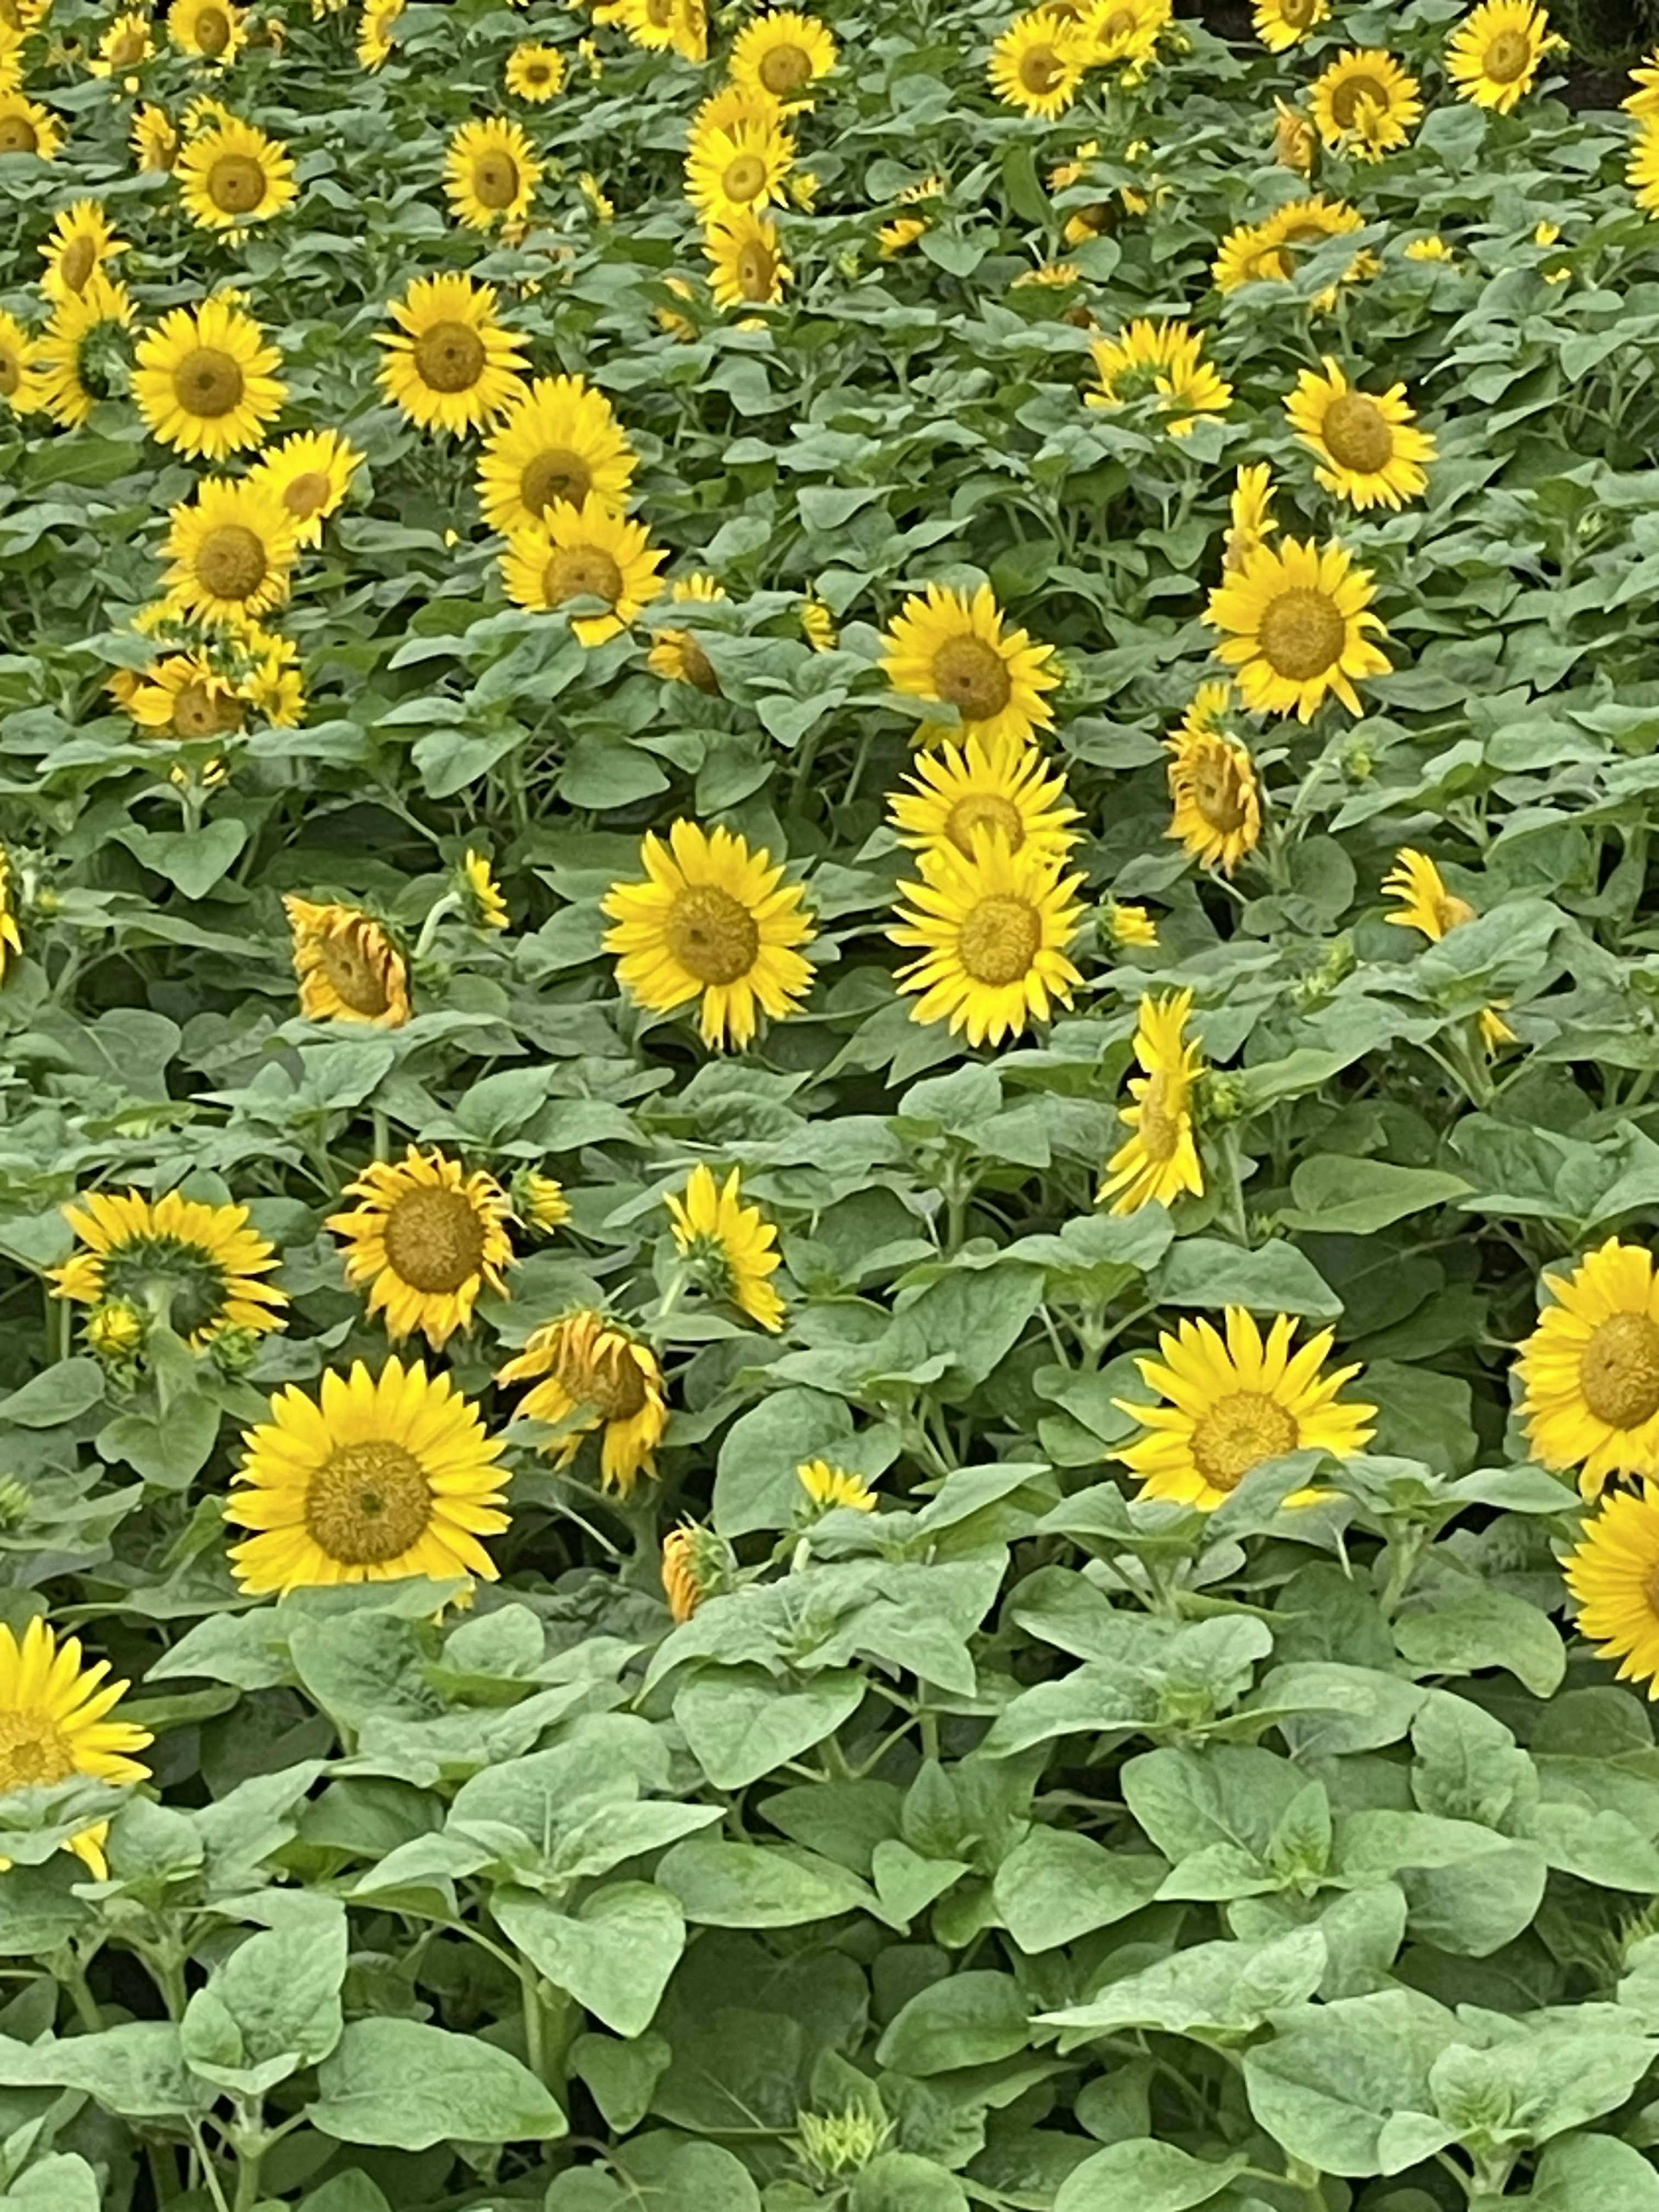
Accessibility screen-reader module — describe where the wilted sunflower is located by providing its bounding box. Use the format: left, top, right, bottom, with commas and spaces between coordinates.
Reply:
132, 104, 181, 173
1309, 48, 1421, 155
665, 1163, 785, 1331
882, 582, 1058, 747
705, 209, 791, 308
0, 310, 43, 414
177, 118, 297, 233
1564, 1485, 1659, 1695
445, 115, 541, 231
377, 273, 527, 435
477, 375, 637, 536
0, 849, 20, 979
164, 477, 298, 623
92, 9, 154, 72
728, 9, 836, 106
0, 92, 61, 158
1251, 0, 1328, 48
1117, 1307, 1376, 1511
40, 200, 126, 302
0, 1621, 151, 1881
891, 827, 1084, 1047
1166, 687, 1263, 873
685, 113, 795, 222
249, 428, 362, 547
1087, 318, 1232, 438
1284, 358, 1435, 509
499, 1310, 668, 1495
1518, 1241, 1659, 1497
36, 273, 135, 429
1446, 0, 1561, 112
51, 1187, 287, 1347
500, 495, 666, 645
505, 41, 565, 99
133, 297, 286, 461
228, 1360, 510, 1594
1100, 987, 1204, 1215
798, 1460, 878, 1513
284, 895, 411, 1027
328, 1146, 515, 1350
647, 575, 727, 693
888, 731, 1078, 861
1224, 463, 1277, 571
168, 0, 244, 63
661, 1522, 726, 1619
1205, 536, 1390, 722
1631, 117, 1659, 216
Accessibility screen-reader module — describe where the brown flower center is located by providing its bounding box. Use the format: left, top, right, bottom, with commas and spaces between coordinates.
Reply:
306, 1440, 432, 1565
737, 241, 775, 300
412, 321, 486, 394
1258, 588, 1346, 682
673, 635, 720, 693
0, 116, 39, 156
318, 924, 394, 1017
758, 40, 810, 92
172, 678, 243, 739
1020, 45, 1066, 93
945, 792, 1024, 856
110, 24, 147, 61
1191, 1390, 1298, 1492
471, 151, 521, 211
1098, 7, 1135, 38
59, 236, 97, 293
383, 1185, 489, 1296
1320, 392, 1394, 474
664, 884, 760, 985
1330, 73, 1389, 126
645, 0, 673, 23
543, 545, 623, 608
1280, 0, 1315, 23
931, 635, 1013, 721
0, 1713, 74, 1791
520, 447, 591, 515
192, 5, 232, 55
572, 1347, 650, 1421
1580, 1313, 1659, 1431
1483, 28, 1532, 83
525, 60, 551, 84
174, 344, 245, 419
722, 152, 767, 203
195, 522, 267, 601
959, 893, 1041, 987
207, 153, 268, 214
282, 468, 333, 521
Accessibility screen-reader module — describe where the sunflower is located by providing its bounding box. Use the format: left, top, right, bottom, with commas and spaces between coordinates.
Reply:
728, 9, 836, 106
647, 575, 727, 693
1564, 1486, 1659, 1696
327, 1147, 515, 1351
798, 1460, 877, 1513
598, 0, 706, 61
132, 105, 181, 173
228, 1360, 510, 1595
880, 217, 930, 257
177, 118, 297, 234
284, 896, 410, 1027
518, 1171, 569, 1232
1085, 0, 1168, 78
665, 1164, 785, 1331
357, 0, 404, 69
249, 428, 362, 547
0, 92, 60, 159
881, 582, 1058, 748
133, 298, 286, 463
1284, 358, 1436, 510
377, 272, 527, 436
1214, 195, 1366, 293
705, 209, 791, 309
168, 0, 243, 63
1116, 1307, 1376, 1511
1309, 47, 1421, 155
661, 1522, 726, 1619
0, 1621, 151, 1881
1099, 988, 1204, 1215
685, 113, 795, 223
499, 1310, 668, 1495
92, 10, 154, 73
445, 115, 541, 232
461, 849, 509, 930
40, 200, 126, 303
1628, 51, 1659, 119
1631, 118, 1659, 217
164, 477, 297, 625
0, 310, 43, 414
988, 11, 1085, 118
476, 375, 637, 537
0, 849, 22, 980
1405, 235, 1456, 261
505, 41, 565, 99
1252, 0, 1328, 48
126, 651, 248, 741
1517, 1242, 1659, 1497
693, 83, 781, 138
1274, 99, 1316, 174
801, 596, 837, 651
1166, 690, 1263, 874
1224, 463, 1277, 572
1106, 899, 1158, 948
1446, 0, 1561, 113
1205, 536, 1389, 723
888, 731, 1078, 861
1382, 848, 1477, 941
51, 1187, 287, 1347
35, 274, 134, 429
1087, 319, 1233, 439
891, 828, 1084, 1048
500, 496, 666, 646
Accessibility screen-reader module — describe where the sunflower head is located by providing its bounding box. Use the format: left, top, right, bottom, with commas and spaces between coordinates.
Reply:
1518, 1240, 1659, 1498
445, 115, 541, 231
284, 895, 411, 1027
661, 1522, 731, 1620
664, 1163, 785, 1332
882, 582, 1059, 748
1099, 988, 1205, 1215
988, 10, 1086, 118
798, 1460, 878, 1515
0, 1619, 151, 1877
499, 1309, 669, 1495
51, 1187, 287, 1348
890, 825, 1086, 1048
133, 296, 288, 463
1205, 535, 1391, 722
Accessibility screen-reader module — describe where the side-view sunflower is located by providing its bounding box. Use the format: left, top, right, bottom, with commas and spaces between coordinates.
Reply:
445, 115, 541, 232
647, 574, 727, 693
1087, 318, 1233, 438
249, 427, 363, 546
35, 273, 135, 429
0, 92, 61, 159
358, 0, 405, 69
1285, 357, 1436, 510
1116, 1306, 1376, 1510
1564, 1484, 1659, 1696
1086, 0, 1169, 79
328, 1145, 515, 1349
228, 1360, 510, 1594
1251, 0, 1328, 49
728, 9, 836, 107
377, 272, 527, 435
799, 1461, 878, 1514
40, 200, 127, 302
499, 1309, 668, 1495
500, 495, 666, 645
882, 581, 1058, 747
1099, 987, 1205, 1215
1224, 463, 1277, 571
133, 105, 182, 175
705, 209, 791, 309
0, 310, 44, 414
92, 10, 155, 73
177, 117, 297, 234
164, 477, 298, 624
1518, 1240, 1659, 1497
1205, 535, 1390, 722
665, 1163, 785, 1331
0, 1621, 152, 1881
661, 1522, 729, 1618
1446, 0, 1562, 113
477, 375, 637, 537
685, 113, 795, 223
51, 1186, 287, 1346
890, 826, 1084, 1047
168, 0, 244, 64
988, 11, 1085, 118
1166, 686, 1263, 873
284, 896, 410, 1027
597, 0, 706, 62
888, 731, 1078, 861
1310, 48, 1422, 156
505, 41, 565, 100
133, 297, 287, 462
604, 820, 814, 1049
1634, 117, 1659, 215
1382, 846, 1516, 1050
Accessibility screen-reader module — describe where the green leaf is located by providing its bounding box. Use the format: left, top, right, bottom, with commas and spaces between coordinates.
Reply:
492, 1882, 685, 2038
1278, 1157, 1471, 1234
655, 1839, 878, 1928
1242, 1990, 1459, 2176
0, 2023, 215, 2119
1394, 1588, 1565, 1696
1043, 1929, 1325, 2039
180, 1906, 347, 2094
676, 1666, 867, 1790
0, 2156, 102, 2212
992, 1827, 1169, 1951
876, 1971, 1031, 2075
849, 2152, 971, 2212
0, 1359, 104, 1428
1055, 2139, 1246, 2212
1150, 1239, 1342, 1321
308, 2018, 566, 2147
1525, 2133, 1659, 2211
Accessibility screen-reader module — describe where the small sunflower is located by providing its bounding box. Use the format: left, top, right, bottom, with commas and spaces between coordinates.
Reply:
693, 83, 781, 137
327, 1147, 516, 1350
1166, 687, 1263, 874
357, 0, 404, 69
377, 272, 527, 436
0, 1621, 151, 1881
1116, 1307, 1376, 1511
1251, 0, 1328, 48
1284, 357, 1436, 510
798, 1460, 877, 1513
1518, 1241, 1659, 1497
505, 41, 565, 99
988, 10, 1085, 117
133, 297, 286, 462
0, 310, 44, 414
1085, 0, 1169, 79
125, 651, 248, 742
685, 113, 795, 223
801, 596, 837, 651
93, 10, 155, 73
168, 0, 243, 63
1224, 463, 1278, 571
705, 209, 791, 309
40, 200, 127, 303
728, 9, 836, 106
1564, 1486, 1659, 1696
248, 427, 363, 547
1446, 0, 1562, 114
665, 1164, 785, 1332
1274, 99, 1317, 174
500, 495, 666, 646
1631, 117, 1659, 217
499, 1310, 668, 1495
36, 273, 135, 429
647, 574, 728, 693
177, 118, 297, 234
1309, 47, 1421, 155
1087, 318, 1233, 439
599, 0, 706, 61
0, 92, 61, 159
0, 849, 20, 979
476, 374, 637, 537
891, 827, 1084, 1048
1627, 51, 1659, 118
1106, 899, 1159, 949
228, 1360, 510, 1594
51, 1187, 287, 1347
661, 1522, 727, 1619
461, 849, 509, 930
888, 731, 1078, 861
164, 477, 298, 625
1382, 849, 1514, 1052
284, 896, 410, 1028
518, 1171, 569, 1233
880, 216, 931, 257
1205, 536, 1390, 722
132, 105, 181, 174
1405, 235, 1457, 261
1099, 987, 1204, 1215
881, 582, 1059, 748
445, 115, 541, 232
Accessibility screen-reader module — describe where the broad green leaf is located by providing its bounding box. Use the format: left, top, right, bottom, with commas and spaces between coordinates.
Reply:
656, 1839, 878, 1928
1278, 1157, 1471, 1235
992, 1827, 1169, 1951
1055, 2139, 1246, 2212
876, 1971, 1031, 2075
493, 1882, 685, 2038
308, 2018, 566, 2147
676, 1666, 867, 1790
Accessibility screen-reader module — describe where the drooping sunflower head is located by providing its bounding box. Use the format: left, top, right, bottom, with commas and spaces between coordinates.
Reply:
1446, 0, 1562, 114
132, 104, 181, 174
664, 1163, 785, 1332
0, 1618, 152, 1878
1106, 899, 1159, 949
0, 92, 63, 160
445, 115, 542, 232
327, 1146, 516, 1350
164, 476, 299, 624
888, 730, 1079, 863
728, 9, 836, 107
133, 296, 288, 463
890, 826, 1086, 1049
168, 0, 244, 64
661, 1521, 730, 1620
1205, 535, 1391, 723
505, 41, 566, 100
798, 1460, 879, 1514
284, 895, 411, 1027
882, 581, 1059, 748
1518, 1240, 1659, 1498
516, 1170, 570, 1234
40, 200, 127, 303
93, 9, 155, 73
499, 1309, 669, 1496
1166, 701, 1263, 875
476, 374, 637, 537
1087, 318, 1233, 439
1382, 849, 1476, 942
51, 1187, 288, 1347
1273, 98, 1317, 174
35, 272, 135, 429
704, 208, 792, 310
647, 575, 729, 694
987, 10, 1085, 117
597, 0, 706, 61
1284, 357, 1436, 511
177, 117, 297, 233
377, 271, 528, 436
1251, 0, 1328, 50
1309, 48, 1422, 156
500, 494, 667, 646
1099, 988, 1205, 1217
248, 427, 363, 547
460, 849, 509, 931
684, 112, 796, 223
1564, 1484, 1659, 1697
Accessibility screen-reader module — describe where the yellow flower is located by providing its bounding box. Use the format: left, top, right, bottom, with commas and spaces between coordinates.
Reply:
500, 494, 667, 646
1627, 50, 1659, 119
1224, 464, 1277, 572
1273, 99, 1316, 174
801, 596, 837, 651
1205, 536, 1390, 723
603, 820, 815, 1050
499, 1311, 667, 1495
177, 117, 297, 234
1084, 0, 1169, 79
445, 115, 541, 232
132, 104, 181, 173
685, 112, 795, 224
377, 273, 528, 436
887, 731, 1078, 861
93, 10, 154, 72
327, 1147, 516, 1350
1099, 988, 1203, 1214
890, 827, 1084, 1048
517, 1171, 570, 1233
1013, 259, 1083, 287
988, 10, 1085, 118
0, 1620, 151, 1881
1116, 1307, 1376, 1510
881, 582, 1058, 748
0, 91, 62, 158
661, 1522, 728, 1619
35, 272, 134, 429
665, 1164, 785, 1332
283, 895, 411, 1027
1284, 358, 1436, 511
1106, 899, 1158, 949
1212, 194, 1365, 295
798, 1460, 877, 1513
1251, 0, 1327, 49
1166, 688, 1262, 874
1382, 849, 1514, 1053
879, 216, 929, 257
461, 849, 509, 930
39, 200, 127, 303
0, 310, 44, 414
1405, 234, 1456, 261
1087, 318, 1232, 439
647, 574, 727, 693
1310, 48, 1422, 157
693, 83, 781, 137
599, 0, 706, 61
705, 210, 791, 309
477, 374, 637, 537
356, 0, 404, 68
1518, 1241, 1659, 1497
1632, 117, 1659, 217
1446, 0, 1562, 113
168, 0, 243, 63
248, 428, 362, 548
86, 1300, 145, 1360
227, 1359, 510, 1594
505, 40, 566, 99
1564, 1484, 1659, 1695
728, 9, 836, 106
0, 848, 20, 979
163, 477, 298, 625
578, 171, 614, 221
133, 297, 287, 462
51, 1188, 286, 1347
126, 651, 247, 742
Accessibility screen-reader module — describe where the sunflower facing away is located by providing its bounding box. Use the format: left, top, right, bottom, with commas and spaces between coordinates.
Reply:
0, 92, 62, 159
1446, 0, 1562, 113
882, 582, 1058, 747
665, 1163, 785, 1331
728, 10, 836, 105
227, 1359, 510, 1594
661, 1522, 728, 1619
1251, 0, 1328, 50
1382, 849, 1515, 1050
685, 113, 796, 222
1516, 1241, 1659, 1497
1205, 536, 1390, 722
51, 1188, 287, 1347
177, 118, 296, 234
445, 115, 542, 231
36, 274, 134, 430
499, 1310, 668, 1495
0, 1620, 151, 1880
1166, 691, 1263, 874
1087, 319, 1233, 439
603, 820, 815, 1049
0, 311, 43, 415
1116, 1306, 1376, 1511
133, 297, 287, 462
250, 428, 363, 547
168, 0, 243, 62
1564, 1485, 1659, 1697
40, 200, 127, 302
1099, 988, 1205, 1216
328, 1147, 515, 1349
133, 105, 182, 175
888, 731, 1078, 861
1309, 48, 1423, 157
477, 375, 638, 537
890, 826, 1085, 1048
164, 477, 298, 624
377, 273, 527, 436
706, 210, 792, 309
461, 849, 509, 930
500, 495, 667, 645
505, 42, 565, 100
988, 12, 1086, 119
1284, 358, 1436, 511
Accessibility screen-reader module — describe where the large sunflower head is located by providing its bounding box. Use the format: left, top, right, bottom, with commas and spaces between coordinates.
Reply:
476, 374, 638, 537
164, 477, 298, 624
177, 118, 297, 233
377, 271, 528, 436
1284, 356, 1436, 510
888, 731, 1078, 862
704, 208, 792, 310
133, 296, 287, 463
1166, 693, 1263, 875
1446, 0, 1562, 113
445, 115, 542, 232
1382, 849, 1476, 941
327, 1146, 516, 1350
1310, 48, 1423, 157
602, 819, 815, 1051
249, 427, 363, 547
168, 0, 244, 63
500, 495, 666, 646
890, 826, 1084, 1048
0, 92, 62, 159
1518, 1240, 1659, 1498
505, 41, 566, 100
36, 272, 135, 429
728, 9, 836, 107
228, 1359, 510, 1594
40, 200, 127, 303
284, 895, 411, 1027
881, 582, 1058, 748
51, 1187, 287, 1347
1205, 535, 1390, 722
1087, 318, 1233, 439
987, 10, 1085, 117
0, 1620, 151, 1881
1116, 1306, 1376, 1510
1251, 0, 1328, 49
684, 112, 796, 223
664, 1163, 785, 1332
1099, 987, 1205, 1216
0, 308, 44, 414
499, 1310, 668, 1495
1564, 1484, 1659, 1697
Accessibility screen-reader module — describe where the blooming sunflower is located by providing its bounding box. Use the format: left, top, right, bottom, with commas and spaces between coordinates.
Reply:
1518, 1242, 1659, 1497
0, 849, 20, 979
249, 428, 362, 547
476, 375, 637, 537
0, 1621, 151, 1881
665, 1164, 785, 1332
888, 731, 1078, 861
327, 1146, 515, 1350
284, 896, 410, 1028
36, 273, 135, 429
499, 1310, 668, 1495
891, 827, 1084, 1048
648, 575, 727, 693
1631, 117, 1659, 217
1564, 1486, 1659, 1695
0, 92, 60, 159
1116, 1307, 1376, 1510
1099, 987, 1204, 1215
1405, 235, 1456, 261
1087, 319, 1233, 439
164, 478, 298, 624
1205, 536, 1390, 722
168, 0, 243, 63
685, 113, 795, 223
1383, 849, 1514, 1050
133, 298, 286, 463
227, 1360, 510, 1595
798, 1460, 877, 1513
1628, 50, 1659, 118
1166, 689, 1263, 874
126, 652, 248, 742
1310, 48, 1422, 155
604, 820, 814, 1050
881, 582, 1058, 748
92, 10, 154, 73
445, 115, 541, 232
598, 0, 706, 61
1224, 463, 1277, 571
500, 495, 666, 646
1274, 99, 1316, 174
1284, 358, 1436, 510
988, 11, 1085, 117
132, 105, 181, 173
705, 210, 791, 309
0, 310, 43, 414
377, 273, 527, 436
728, 9, 836, 106
1251, 0, 1327, 48
51, 1187, 287, 1347
1446, 0, 1561, 113
1085, 0, 1169, 78
505, 41, 565, 99
177, 118, 297, 234
357, 0, 404, 69
40, 200, 126, 303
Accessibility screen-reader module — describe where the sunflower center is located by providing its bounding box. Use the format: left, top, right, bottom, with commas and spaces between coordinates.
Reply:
1020, 46, 1065, 93
1280, 0, 1315, 22
383, 1186, 488, 1295
0, 346, 19, 397
543, 545, 623, 608
664, 884, 760, 985
412, 321, 486, 394
525, 60, 551, 83
1483, 29, 1532, 83
1580, 1314, 1659, 1431
0, 115, 38, 156
1321, 393, 1394, 474
959, 893, 1042, 987
0, 1713, 75, 1792
1192, 748, 1249, 831
1258, 588, 1346, 682
318, 926, 394, 1017
306, 1440, 432, 1566
1191, 1390, 1298, 1492
472, 152, 521, 210
737, 241, 775, 299
1330, 73, 1388, 127
207, 154, 267, 213
172, 678, 244, 740
174, 345, 246, 419
110, 24, 147, 61
722, 153, 767, 203
946, 792, 1024, 856
1434, 890, 1477, 933
193, 5, 233, 55
521, 447, 591, 515
931, 636, 1013, 721
1099, 8, 1135, 37
758, 41, 810, 92
569, 1348, 650, 1421
282, 469, 332, 521
59, 237, 97, 293
1137, 1071, 1181, 1162
195, 523, 268, 601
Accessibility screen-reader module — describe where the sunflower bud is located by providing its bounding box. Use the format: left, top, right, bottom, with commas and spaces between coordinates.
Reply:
1105, 899, 1159, 950
660, 1522, 731, 1621
1198, 1070, 1245, 1127
800, 597, 837, 652
0, 1479, 32, 1531
795, 2105, 893, 2181
86, 1301, 145, 1363
208, 1325, 264, 1376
